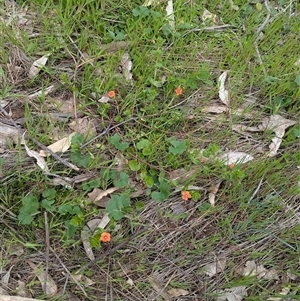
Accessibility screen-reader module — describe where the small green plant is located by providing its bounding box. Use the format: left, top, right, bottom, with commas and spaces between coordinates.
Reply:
105, 194, 131, 220
70, 133, 91, 168
110, 134, 129, 151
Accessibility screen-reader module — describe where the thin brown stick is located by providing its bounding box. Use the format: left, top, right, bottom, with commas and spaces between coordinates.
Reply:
29, 137, 79, 171
44, 212, 50, 294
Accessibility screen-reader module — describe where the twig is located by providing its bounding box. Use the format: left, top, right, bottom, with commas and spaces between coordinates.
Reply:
44, 212, 50, 294
0, 296, 45, 301
29, 136, 79, 171
76, 228, 147, 274
49, 246, 87, 297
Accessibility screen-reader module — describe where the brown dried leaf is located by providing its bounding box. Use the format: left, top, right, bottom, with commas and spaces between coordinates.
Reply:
16, 280, 32, 298
0, 122, 21, 147
218, 71, 230, 106
148, 276, 172, 301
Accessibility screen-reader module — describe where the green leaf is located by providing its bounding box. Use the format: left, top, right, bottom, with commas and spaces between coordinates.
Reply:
58, 204, 73, 215
136, 139, 150, 150
151, 191, 165, 202
41, 199, 56, 211
106, 194, 131, 220
113, 172, 129, 188
110, 134, 129, 151
129, 160, 141, 171
42, 188, 56, 200
295, 75, 300, 86
168, 139, 187, 155
18, 194, 40, 225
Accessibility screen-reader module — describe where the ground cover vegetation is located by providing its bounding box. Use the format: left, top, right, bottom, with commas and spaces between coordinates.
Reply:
1, 0, 300, 300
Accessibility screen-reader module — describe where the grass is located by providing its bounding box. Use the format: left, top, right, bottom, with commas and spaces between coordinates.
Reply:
1, 0, 300, 300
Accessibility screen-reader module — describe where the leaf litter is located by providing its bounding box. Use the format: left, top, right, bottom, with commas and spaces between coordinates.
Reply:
1, 1, 300, 300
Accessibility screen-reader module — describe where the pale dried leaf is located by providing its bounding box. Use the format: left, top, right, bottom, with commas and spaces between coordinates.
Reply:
143, 0, 163, 6
7, 243, 24, 256
261, 115, 296, 137
88, 187, 119, 203
267, 287, 290, 301
97, 213, 110, 229
202, 104, 228, 113
218, 71, 230, 106
81, 226, 95, 260
167, 288, 189, 297
71, 274, 95, 286
39, 132, 76, 157
68, 117, 97, 137
16, 280, 32, 298
243, 260, 279, 280
0, 122, 21, 147
205, 257, 227, 277
86, 218, 101, 231
261, 115, 296, 157
209, 181, 222, 207
219, 151, 254, 165
28, 54, 50, 79
126, 278, 134, 286
202, 8, 218, 23
22, 134, 49, 172
166, 0, 175, 30
216, 286, 247, 301
268, 137, 282, 157
120, 52, 133, 82
1, 265, 13, 284
27, 261, 58, 297
98, 95, 110, 103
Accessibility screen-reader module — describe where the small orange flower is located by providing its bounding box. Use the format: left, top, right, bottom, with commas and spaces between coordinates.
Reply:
175, 86, 183, 96
181, 191, 192, 201
100, 232, 111, 243
229, 163, 235, 169
107, 90, 115, 98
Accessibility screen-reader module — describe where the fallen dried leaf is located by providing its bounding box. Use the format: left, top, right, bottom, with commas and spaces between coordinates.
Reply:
209, 181, 222, 207
120, 52, 133, 82
218, 71, 230, 106
16, 280, 32, 298
27, 261, 58, 297
216, 286, 247, 301
0, 122, 21, 147
218, 151, 254, 165
28, 53, 50, 79
205, 256, 227, 277
22, 133, 49, 172
88, 187, 119, 204
71, 274, 95, 286
81, 226, 95, 260
39, 132, 76, 157
167, 288, 189, 297
242, 260, 279, 280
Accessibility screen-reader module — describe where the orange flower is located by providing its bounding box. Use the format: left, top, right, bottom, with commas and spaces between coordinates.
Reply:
107, 90, 115, 98
175, 86, 183, 96
100, 232, 111, 243
181, 191, 191, 201
229, 163, 234, 169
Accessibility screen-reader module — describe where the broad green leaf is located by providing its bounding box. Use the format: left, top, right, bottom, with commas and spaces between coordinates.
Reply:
114, 172, 129, 188
129, 160, 141, 171
106, 194, 131, 220
168, 139, 187, 155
